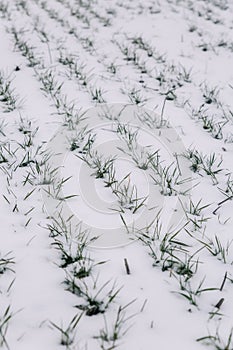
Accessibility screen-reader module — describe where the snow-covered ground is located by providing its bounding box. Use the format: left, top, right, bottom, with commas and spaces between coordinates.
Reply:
1, 0, 233, 349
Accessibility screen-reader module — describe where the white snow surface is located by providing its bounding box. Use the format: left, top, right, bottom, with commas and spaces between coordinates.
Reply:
0, 0, 233, 349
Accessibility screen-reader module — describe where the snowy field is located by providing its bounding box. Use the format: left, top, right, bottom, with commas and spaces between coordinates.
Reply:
0, 0, 233, 349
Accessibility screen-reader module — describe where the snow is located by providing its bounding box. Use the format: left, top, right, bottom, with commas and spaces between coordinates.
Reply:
0, 0, 233, 349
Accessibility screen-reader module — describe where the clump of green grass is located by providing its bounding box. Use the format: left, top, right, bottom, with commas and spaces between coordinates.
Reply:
197, 326, 233, 349
51, 313, 83, 347
66, 276, 122, 316
112, 173, 147, 213
0, 252, 14, 274
183, 149, 223, 184
0, 305, 13, 349
94, 300, 135, 349
0, 71, 22, 112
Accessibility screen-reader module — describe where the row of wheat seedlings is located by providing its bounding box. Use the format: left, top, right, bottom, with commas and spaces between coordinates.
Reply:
46, 210, 135, 348
0, 70, 23, 112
